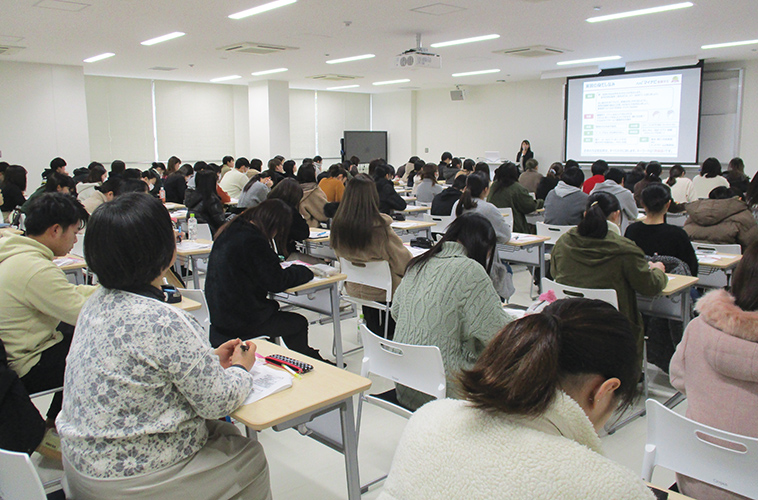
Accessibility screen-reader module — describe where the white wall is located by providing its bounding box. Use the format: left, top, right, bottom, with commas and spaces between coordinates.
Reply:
0, 61, 90, 192
737, 59, 758, 178
371, 91, 416, 168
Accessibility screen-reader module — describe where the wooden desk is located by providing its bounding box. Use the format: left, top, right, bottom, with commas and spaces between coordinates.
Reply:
233, 340, 371, 500
498, 233, 551, 291
173, 296, 201, 312
647, 483, 696, 499
697, 252, 741, 269
175, 239, 213, 288
400, 195, 416, 203
54, 254, 87, 284
400, 205, 429, 214
391, 220, 434, 239
638, 274, 699, 325
272, 273, 349, 366
164, 202, 185, 211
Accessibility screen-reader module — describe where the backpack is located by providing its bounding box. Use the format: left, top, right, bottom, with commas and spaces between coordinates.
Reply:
0, 339, 46, 454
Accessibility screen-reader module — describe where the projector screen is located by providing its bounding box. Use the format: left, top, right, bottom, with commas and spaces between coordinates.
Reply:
565, 66, 703, 164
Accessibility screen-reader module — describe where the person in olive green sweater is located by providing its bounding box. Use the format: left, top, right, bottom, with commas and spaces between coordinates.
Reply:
551, 191, 667, 352
487, 162, 542, 234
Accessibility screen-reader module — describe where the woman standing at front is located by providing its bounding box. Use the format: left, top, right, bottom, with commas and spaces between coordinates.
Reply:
516, 139, 533, 171
57, 194, 270, 499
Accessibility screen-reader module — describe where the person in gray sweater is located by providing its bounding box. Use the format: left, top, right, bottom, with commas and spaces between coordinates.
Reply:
237, 173, 272, 210
544, 167, 588, 226
590, 168, 638, 234
452, 172, 511, 244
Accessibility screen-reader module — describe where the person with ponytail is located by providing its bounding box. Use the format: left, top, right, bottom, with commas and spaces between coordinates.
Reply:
390, 213, 516, 411
487, 161, 542, 234
633, 161, 663, 207
551, 192, 667, 350
666, 164, 695, 203
452, 172, 511, 243
379, 299, 655, 500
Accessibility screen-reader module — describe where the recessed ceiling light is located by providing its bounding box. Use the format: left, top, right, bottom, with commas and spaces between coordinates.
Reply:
431, 34, 500, 48
557, 55, 621, 66
83, 52, 114, 63
251, 67, 288, 76
229, 0, 297, 20
372, 79, 410, 86
586, 2, 693, 23
702, 39, 758, 50
452, 68, 501, 77
141, 32, 185, 46
326, 54, 375, 64
211, 75, 242, 83
326, 84, 360, 90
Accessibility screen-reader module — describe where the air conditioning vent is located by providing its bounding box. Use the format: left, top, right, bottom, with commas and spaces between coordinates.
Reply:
218, 42, 298, 55
0, 45, 25, 56
494, 45, 568, 58
149, 66, 177, 71
306, 74, 362, 81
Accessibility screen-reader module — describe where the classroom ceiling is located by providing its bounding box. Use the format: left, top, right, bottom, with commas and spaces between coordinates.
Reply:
1, 0, 757, 93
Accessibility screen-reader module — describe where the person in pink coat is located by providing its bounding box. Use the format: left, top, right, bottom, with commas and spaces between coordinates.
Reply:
669, 241, 758, 500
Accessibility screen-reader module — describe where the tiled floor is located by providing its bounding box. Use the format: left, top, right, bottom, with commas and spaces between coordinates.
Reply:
33, 265, 682, 499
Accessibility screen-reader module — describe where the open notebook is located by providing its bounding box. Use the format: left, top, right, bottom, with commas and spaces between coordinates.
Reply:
241, 360, 293, 405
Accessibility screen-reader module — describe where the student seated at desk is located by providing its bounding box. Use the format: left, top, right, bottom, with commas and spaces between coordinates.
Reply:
684, 186, 758, 252
205, 200, 325, 361
184, 170, 229, 238
82, 177, 120, 215
534, 161, 563, 202
591, 168, 638, 234
318, 164, 347, 202
551, 192, 667, 352
163, 164, 193, 204
76, 162, 106, 202
430, 174, 466, 215
692, 157, 730, 200
331, 174, 412, 340
0, 193, 96, 447
238, 171, 273, 210
57, 193, 270, 500
0, 164, 27, 218
391, 214, 515, 410
487, 162, 542, 234
544, 166, 587, 226
380, 299, 655, 500
669, 242, 758, 500
666, 164, 696, 203
374, 164, 407, 215
296, 163, 329, 228
267, 178, 309, 255
414, 163, 444, 203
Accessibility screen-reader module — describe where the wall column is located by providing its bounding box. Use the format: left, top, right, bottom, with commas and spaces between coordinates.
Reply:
248, 80, 290, 160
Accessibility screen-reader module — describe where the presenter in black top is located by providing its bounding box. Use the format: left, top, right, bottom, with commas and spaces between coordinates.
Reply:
516, 140, 534, 172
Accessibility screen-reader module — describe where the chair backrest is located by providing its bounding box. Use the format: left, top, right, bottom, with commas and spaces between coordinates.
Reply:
359, 324, 446, 400
339, 258, 393, 302
535, 222, 574, 246
423, 213, 455, 235
641, 399, 758, 499
666, 212, 687, 227
197, 222, 213, 242
499, 207, 514, 228
0, 448, 47, 500
179, 288, 210, 333
692, 241, 742, 255
541, 278, 618, 309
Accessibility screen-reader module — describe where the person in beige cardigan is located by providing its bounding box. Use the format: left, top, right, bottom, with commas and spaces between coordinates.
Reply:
331, 174, 412, 339
296, 164, 329, 228
669, 241, 758, 500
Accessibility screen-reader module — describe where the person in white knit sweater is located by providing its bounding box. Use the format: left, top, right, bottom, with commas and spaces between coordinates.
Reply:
381, 298, 655, 500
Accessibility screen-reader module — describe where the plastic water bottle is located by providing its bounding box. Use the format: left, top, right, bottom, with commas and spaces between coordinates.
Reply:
187, 213, 198, 241
159, 186, 166, 202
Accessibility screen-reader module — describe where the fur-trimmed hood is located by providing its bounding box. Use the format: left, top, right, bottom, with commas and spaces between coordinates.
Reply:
696, 289, 758, 342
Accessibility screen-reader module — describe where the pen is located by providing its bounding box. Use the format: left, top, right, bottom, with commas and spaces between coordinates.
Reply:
240, 343, 249, 352
279, 363, 302, 379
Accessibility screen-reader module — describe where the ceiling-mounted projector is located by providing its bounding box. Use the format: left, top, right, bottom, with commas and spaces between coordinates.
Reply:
392, 33, 441, 69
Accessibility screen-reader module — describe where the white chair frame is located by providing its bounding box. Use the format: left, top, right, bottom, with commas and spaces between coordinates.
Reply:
339, 258, 393, 338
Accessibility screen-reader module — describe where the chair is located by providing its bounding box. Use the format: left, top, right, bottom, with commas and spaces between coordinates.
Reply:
535, 222, 574, 249
541, 278, 618, 308
422, 213, 454, 240
178, 288, 210, 334
499, 207, 514, 229
355, 324, 446, 491
642, 399, 758, 499
0, 448, 50, 500
692, 242, 742, 289
339, 259, 393, 338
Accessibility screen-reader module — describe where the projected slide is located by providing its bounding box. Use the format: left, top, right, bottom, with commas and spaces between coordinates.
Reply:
565, 66, 702, 164
581, 74, 682, 158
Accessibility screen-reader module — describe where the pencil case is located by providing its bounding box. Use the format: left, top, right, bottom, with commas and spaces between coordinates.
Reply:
265, 354, 314, 374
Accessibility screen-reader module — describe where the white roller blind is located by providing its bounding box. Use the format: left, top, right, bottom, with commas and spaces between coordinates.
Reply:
154, 80, 236, 162
85, 76, 154, 163
289, 89, 316, 159
317, 92, 370, 159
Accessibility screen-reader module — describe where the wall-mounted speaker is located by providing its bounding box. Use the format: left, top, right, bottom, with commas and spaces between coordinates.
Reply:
450, 89, 466, 101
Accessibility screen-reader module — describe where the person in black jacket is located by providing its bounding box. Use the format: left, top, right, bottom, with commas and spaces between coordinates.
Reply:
184, 170, 228, 238
163, 164, 192, 204
205, 199, 325, 360
516, 139, 534, 171
373, 164, 406, 215
431, 174, 466, 215
266, 178, 309, 255
0, 165, 27, 213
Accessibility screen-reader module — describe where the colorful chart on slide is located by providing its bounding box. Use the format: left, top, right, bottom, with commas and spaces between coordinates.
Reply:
581, 74, 682, 158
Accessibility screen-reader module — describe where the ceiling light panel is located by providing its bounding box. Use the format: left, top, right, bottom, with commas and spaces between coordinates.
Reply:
326, 84, 360, 90
251, 67, 288, 76
372, 79, 410, 86
702, 39, 758, 50
35, 0, 89, 12
431, 34, 500, 48
211, 75, 242, 82
326, 54, 375, 64
83, 52, 114, 63
557, 55, 621, 66
229, 0, 297, 20
141, 32, 185, 46
452, 69, 500, 77
586, 2, 693, 23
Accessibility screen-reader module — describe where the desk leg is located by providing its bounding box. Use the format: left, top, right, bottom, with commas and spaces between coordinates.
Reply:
331, 282, 344, 368
340, 398, 361, 500
425, 227, 431, 239
682, 289, 693, 325
191, 256, 200, 289
538, 242, 546, 293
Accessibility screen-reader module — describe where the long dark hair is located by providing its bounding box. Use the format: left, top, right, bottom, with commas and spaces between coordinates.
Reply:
491, 162, 519, 194
701, 157, 721, 178
216, 198, 292, 252
421, 163, 438, 183
331, 174, 384, 252
731, 241, 758, 312
296, 164, 317, 184
3, 165, 27, 191
746, 171, 758, 208
474, 162, 491, 183
243, 171, 271, 193
456, 172, 488, 216
666, 164, 685, 186
408, 213, 496, 274
459, 298, 640, 416
267, 178, 303, 209
195, 170, 220, 206
577, 191, 620, 239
